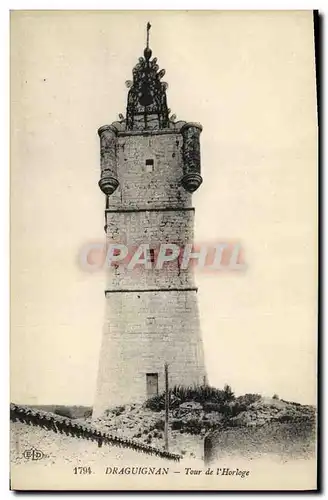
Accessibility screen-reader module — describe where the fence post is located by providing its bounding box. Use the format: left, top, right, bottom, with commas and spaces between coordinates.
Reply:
164, 362, 169, 451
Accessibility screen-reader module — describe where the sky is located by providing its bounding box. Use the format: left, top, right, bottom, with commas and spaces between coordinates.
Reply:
11, 10, 317, 406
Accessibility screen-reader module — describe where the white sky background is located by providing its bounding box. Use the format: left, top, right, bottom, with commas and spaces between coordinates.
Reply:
10, 10, 317, 406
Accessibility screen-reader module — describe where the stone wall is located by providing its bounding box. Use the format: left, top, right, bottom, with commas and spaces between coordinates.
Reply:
95, 290, 206, 412
204, 420, 316, 465
106, 132, 191, 210
105, 208, 195, 290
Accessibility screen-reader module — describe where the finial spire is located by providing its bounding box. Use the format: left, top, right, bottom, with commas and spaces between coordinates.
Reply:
144, 22, 152, 61
125, 23, 169, 130
146, 22, 151, 49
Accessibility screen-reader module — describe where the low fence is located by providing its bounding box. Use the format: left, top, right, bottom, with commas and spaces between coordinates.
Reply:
10, 403, 181, 462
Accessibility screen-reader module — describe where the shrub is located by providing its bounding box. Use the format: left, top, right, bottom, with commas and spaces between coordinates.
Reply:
220, 403, 235, 418
237, 393, 261, 406
223, 384, 235, 403
184, 419, 203, 435
145, 384, 236, 411
171, 419, 183, 431
272, 394, 279, 400
144, 394, 165, 411
203, 402, 223, 413
171, 384, 235, 406
223, 394, 262, 419
229, 402, 246, 418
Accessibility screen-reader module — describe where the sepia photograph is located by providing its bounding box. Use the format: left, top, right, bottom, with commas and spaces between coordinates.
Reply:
10, 10, 318, 491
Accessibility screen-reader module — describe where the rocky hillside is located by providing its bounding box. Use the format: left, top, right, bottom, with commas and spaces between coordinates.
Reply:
88, 388, 316, 461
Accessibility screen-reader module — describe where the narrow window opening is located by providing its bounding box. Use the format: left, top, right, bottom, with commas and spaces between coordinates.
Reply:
149, 248, 155, 263
145, 158, 154, 172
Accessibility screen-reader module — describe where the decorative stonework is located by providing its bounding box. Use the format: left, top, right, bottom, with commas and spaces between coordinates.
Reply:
181, 123, 203, 193
125, 45, 169, 130
98, 125, 119, 195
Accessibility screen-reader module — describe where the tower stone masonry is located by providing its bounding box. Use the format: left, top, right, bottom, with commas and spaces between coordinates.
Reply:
93, 27, 207, 418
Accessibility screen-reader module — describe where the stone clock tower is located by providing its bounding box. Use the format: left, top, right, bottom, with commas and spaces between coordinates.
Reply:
93, 26, 206, 417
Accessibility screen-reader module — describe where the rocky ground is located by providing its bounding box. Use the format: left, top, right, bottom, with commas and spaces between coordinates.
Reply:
84, 396, 316, 461
88, 405, 204, 460
232, 396, 315, 427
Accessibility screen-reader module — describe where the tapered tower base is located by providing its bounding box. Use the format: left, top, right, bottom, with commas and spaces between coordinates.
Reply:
93, 289, 206, 418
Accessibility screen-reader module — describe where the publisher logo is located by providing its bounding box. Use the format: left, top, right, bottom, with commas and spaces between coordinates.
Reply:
23, 448, 44, 461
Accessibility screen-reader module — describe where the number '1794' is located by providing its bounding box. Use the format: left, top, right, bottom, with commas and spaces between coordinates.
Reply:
73, 466, 92, 474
